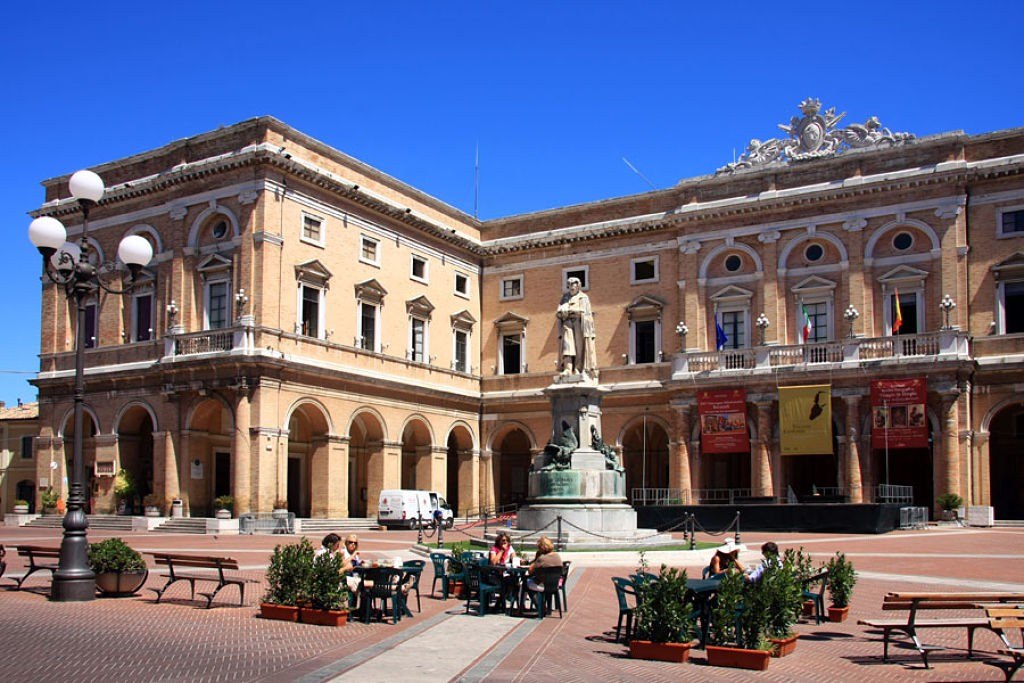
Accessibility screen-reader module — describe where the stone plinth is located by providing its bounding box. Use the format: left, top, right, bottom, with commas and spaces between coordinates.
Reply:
528, 462, 625, 503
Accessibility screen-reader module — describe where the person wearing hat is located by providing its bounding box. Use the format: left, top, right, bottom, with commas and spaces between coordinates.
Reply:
708, 538, 746, 577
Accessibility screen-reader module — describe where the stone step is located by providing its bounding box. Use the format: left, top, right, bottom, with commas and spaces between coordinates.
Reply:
24, 515, 135, 531
152, 519, 208, 534
298, 518, 381, 533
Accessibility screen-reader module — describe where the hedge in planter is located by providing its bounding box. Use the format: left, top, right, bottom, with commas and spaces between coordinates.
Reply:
87, 537, 149, 596
825, 552, 857, 621
706, 571, 772, 671
300, 550, 351, 626
761, 555, 803, 656
261, 538, 314, 621
629, 556, 696, 662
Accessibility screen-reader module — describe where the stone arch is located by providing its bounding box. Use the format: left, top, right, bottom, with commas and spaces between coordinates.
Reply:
58, 405, 101, 438
778, 230, 849, 269
286, 399, 333, 517
184, 395, 235, 516
115, 403, 157, 512
400, 416, 434, 491
698, 241, 764, 280
864, 217, 941, 260
981, 396, 1024, 519
445, 421, 476, 514
619, 413, 671, 500
124, 223, 164, 256
347, 407, 387, 518
114, 400, 160, 434
283, 398, 334, 435
490, 422, 536, 509
487, 420, 538, 453
187, 203, 241, 248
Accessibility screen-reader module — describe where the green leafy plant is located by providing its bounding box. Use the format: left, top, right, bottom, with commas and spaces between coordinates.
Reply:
762, 556, 803, 639
936, 492, 963, 512
113, 469, 136, 499
783, 546, 817, 581
14, 499, 28, 507
40, 489, 60, 509
709, 570, 771, 650
213, 495, 234, 511
263, 537, 315, 606
447, 540, 470, 575
825, 552, 857, 608
308, 550, 348, 611
87, 537, 146, 573
632, 556, 696, 644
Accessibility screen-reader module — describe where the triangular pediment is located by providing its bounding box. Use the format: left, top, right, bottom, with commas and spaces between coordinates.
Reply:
354, 279, 387, 304
710, 285, 754, 303
295, 259, 332, 287
406, 295, 435, 318
877, 265, 929, 285
791, 275, 837, 295
451, 309, 477, 329
196, 253, 232, 273
494, 311, 529, 331
626, 295, 666, 320
993, 251, 1024, 280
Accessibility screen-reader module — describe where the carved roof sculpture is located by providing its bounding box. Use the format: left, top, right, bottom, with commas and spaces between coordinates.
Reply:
717, 98, 915, 174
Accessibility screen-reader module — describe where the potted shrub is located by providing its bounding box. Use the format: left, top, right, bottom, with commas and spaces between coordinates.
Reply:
40, 489, 59, 514
261, 537, 315, 621
272, 498, 289, 519
299, 550, 350, 626
762, 555, 803, 656
825, 552, 857, 622
143, 493, 164, 517
213, 495, 234, 519
936, 492, 963, 521
706, 571, 772, 671
446, 540, 469, 597
629, 557, 697, 662
114, 469, 136, 515
13, 499, 29, 514
88, 537, 149, 596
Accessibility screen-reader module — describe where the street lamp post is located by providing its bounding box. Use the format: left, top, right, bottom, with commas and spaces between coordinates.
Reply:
755, 313, 770, 346
843, 305, 860, 339
939, 294, 957, 330
28, 170, 153, 602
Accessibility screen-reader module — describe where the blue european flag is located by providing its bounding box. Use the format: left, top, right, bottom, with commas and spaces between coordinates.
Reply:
715, 316, 728, 350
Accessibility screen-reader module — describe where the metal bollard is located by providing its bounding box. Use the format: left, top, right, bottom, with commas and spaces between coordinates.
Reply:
734, 510, 741, 545
688, 513, 696, 551
556, 515, 563, 551
416, 513, 423, 545
437, 520, 444, 549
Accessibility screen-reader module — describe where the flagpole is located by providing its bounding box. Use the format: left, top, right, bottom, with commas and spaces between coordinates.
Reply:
883, 399, 890, 488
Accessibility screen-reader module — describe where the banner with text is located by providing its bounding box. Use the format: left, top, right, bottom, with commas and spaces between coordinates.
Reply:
698, 388, 749, 454
870, 378, 928, 450
780, 384, 833, 455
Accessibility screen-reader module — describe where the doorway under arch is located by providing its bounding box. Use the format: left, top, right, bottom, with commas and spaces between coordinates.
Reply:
348, 411, 385, 518
989, 404, 1024, 519
493, 428, 532, 508
621, 417, 669, 502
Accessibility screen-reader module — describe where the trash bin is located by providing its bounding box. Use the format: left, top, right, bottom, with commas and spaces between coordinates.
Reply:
171, 499, 184, 518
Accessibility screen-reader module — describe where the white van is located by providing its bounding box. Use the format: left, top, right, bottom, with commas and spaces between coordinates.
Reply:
377, 489, 454, 529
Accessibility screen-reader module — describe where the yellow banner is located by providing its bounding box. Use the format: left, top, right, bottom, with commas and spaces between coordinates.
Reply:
779, 385, 832, 455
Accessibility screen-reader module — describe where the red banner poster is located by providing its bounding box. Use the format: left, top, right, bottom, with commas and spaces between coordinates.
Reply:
698, 388, 749, 454
870, 378, 928, 450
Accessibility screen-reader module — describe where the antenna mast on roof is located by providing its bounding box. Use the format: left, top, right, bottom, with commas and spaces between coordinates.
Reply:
622, 157, 656, 190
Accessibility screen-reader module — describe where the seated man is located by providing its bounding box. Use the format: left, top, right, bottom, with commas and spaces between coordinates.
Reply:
745, 541, 780, 582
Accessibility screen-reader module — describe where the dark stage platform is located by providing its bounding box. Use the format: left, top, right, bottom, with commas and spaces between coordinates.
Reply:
637, 503, 904, 534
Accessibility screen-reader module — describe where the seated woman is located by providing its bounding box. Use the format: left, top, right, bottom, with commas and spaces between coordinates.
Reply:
340, 534, 364, 596
525, 536, 562, 593
489, 531, 517, 567
708, 538, 746, 577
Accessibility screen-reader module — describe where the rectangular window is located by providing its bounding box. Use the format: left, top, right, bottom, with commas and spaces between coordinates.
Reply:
1001, 209, 1024, 235
501, 334, 522, 375
206, 281, 230, 330
500, 276, 523, 300
302, 214, 323, 243
359, 302, 377, 351
564, 267, 588, 289
631, 257, 658, 284
21, 435, 33, 459
1005, 281, 1024, 333
722, 310, 746, 349
300, 285, 320, 337
410, 318, 426, 362
133, 293, 153, 342
891, 292, 918, 335
454, 330, 468, 372
83, 302, 98, 349
634, 320, 656, 363
360, 236, 380, 266
411, 255, 428, 283
455, 273, 469, 297
805, 301, 828, 342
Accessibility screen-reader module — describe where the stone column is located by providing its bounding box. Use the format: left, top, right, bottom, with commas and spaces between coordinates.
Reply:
937, 392, 960, 513
366, 440, 401, 518
843, 395, 864, 503
232, 390, 252, 515
669, 402, 694, 502
972, 431, 990, 506
479, 449, 493, 513
153, 430, 179, 510
460, 448, 480, 516
310, 435, 348, 518
178, 430, 192, 514
752, 400, 774, 498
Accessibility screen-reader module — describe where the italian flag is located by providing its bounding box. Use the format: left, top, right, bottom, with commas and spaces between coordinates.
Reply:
801, 304, 812, 343
892, 288, 903, 334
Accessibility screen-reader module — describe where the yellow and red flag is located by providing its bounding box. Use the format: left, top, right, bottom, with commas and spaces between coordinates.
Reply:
892, 288, 903, 334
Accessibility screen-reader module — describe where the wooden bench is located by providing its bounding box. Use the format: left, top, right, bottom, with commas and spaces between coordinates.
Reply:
147, 552, 256, 608
8, 545, 61, 590
985, 606, 1024, 681
858, 592, 1024, 668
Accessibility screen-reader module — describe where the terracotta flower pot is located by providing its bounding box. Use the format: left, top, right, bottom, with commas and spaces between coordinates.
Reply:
629, 639, 694, 663
95, 569, 149, 597
449, 580, 465, 598
299, 607, 349, 626
769, 634, 799, 657
260, 603, 299, 622
828, 605, 850, 622
705, 645, 772, 671
802, 600, 816, 616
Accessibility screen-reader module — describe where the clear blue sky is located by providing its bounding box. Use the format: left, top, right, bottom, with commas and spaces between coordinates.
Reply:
1, 1, 1020, 405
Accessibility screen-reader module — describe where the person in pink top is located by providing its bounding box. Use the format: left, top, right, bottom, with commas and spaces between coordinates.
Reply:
489, 531, 517, 567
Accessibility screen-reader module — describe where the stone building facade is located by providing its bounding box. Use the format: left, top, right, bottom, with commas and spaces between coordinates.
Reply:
25, 105, 1024, 520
